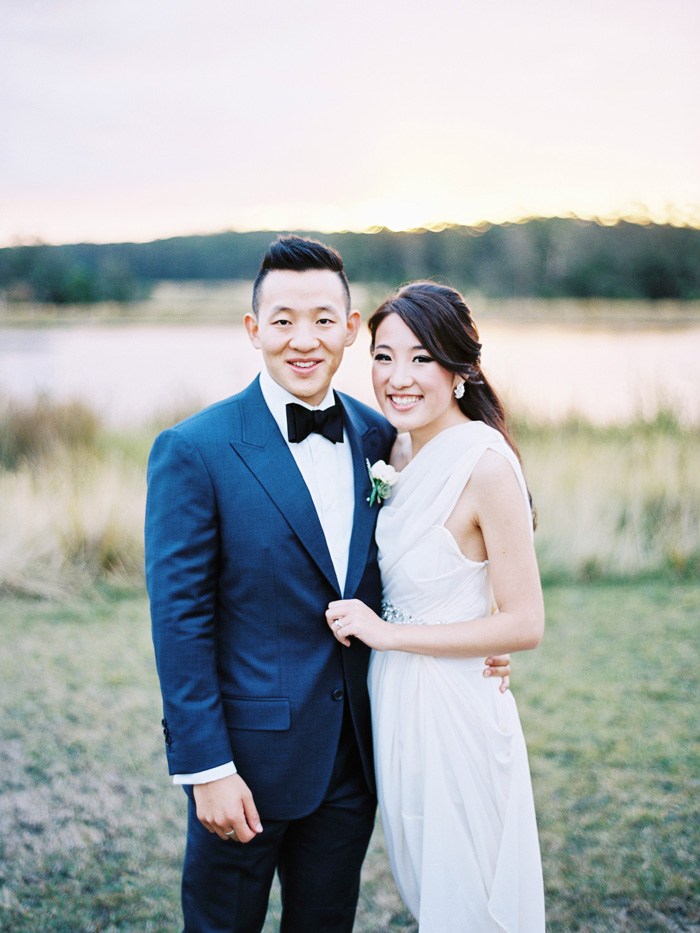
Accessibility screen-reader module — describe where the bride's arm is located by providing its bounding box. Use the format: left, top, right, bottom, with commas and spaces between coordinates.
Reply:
327, 452, 544, 658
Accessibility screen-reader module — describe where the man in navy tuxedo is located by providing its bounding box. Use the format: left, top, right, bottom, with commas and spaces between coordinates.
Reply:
146, 236, 397, 932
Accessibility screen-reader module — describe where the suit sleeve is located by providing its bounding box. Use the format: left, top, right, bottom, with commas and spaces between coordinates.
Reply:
145, 428, 233, 774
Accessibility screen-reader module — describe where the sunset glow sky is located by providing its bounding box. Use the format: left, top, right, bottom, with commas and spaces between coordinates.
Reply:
2, 0, 698, 245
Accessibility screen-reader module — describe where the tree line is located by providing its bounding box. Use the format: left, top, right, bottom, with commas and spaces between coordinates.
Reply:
1, 218, 699, 304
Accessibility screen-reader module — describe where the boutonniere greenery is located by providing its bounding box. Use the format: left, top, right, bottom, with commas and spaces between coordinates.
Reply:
366, 459, 398, 507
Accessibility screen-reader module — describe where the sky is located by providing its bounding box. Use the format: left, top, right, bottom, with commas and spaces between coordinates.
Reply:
1, 0, 699, 246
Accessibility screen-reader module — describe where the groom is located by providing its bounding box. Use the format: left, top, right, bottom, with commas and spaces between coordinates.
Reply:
146, 235, 396, 932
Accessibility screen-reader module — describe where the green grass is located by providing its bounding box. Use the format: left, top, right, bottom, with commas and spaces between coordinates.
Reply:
1, 581, 698, 931
517, 583, 699, 931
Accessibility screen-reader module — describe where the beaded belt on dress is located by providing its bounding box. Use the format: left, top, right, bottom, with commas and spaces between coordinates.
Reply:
382, 600, 426, 626
381, 601, 487, 669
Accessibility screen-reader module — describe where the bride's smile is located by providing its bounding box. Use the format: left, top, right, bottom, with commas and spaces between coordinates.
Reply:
388, 393, 422, 409
371, 312, 467, 451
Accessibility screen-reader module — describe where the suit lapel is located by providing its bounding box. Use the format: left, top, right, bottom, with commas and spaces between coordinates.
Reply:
229, 380, 340, 592
340, 395, 382, 599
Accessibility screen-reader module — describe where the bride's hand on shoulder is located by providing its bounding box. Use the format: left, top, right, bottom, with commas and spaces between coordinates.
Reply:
326, 599, 395, 651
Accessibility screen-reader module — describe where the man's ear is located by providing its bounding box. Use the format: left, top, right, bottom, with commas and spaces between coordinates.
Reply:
244, 312, 261, 348
344, 309, 362, 347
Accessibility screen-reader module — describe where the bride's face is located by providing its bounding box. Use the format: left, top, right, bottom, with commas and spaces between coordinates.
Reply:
371, 313, 466, 444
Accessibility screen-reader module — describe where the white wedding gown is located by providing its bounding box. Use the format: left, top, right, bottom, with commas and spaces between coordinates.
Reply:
369, 421, 545, 932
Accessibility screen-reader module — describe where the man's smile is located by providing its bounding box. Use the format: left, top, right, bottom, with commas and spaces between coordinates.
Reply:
288, 358, 323, 372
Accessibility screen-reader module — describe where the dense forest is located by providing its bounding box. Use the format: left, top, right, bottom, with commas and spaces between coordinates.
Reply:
1, 218, 699, 304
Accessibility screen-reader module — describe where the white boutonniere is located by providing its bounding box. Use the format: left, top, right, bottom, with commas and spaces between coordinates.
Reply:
366, 459, 398, 507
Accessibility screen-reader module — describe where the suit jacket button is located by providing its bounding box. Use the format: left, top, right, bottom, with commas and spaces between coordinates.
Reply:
332, 689, 344, 701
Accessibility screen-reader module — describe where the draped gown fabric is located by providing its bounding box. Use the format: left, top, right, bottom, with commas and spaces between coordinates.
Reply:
369, 421, 545, 932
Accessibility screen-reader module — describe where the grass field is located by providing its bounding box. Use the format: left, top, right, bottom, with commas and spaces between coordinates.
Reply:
1, 580, 698, 931
1, 398, 698, 929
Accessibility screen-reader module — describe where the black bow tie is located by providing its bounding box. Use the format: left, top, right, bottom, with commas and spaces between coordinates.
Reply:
286, 400, 344, 444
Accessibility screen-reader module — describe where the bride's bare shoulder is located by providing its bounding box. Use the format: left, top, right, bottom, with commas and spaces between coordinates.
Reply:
389, 433, 412, 471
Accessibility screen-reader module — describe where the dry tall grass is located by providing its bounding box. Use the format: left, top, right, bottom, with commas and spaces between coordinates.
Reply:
520, 416, 700, 581
0, 400, 145, 597
0, 401, 698, 596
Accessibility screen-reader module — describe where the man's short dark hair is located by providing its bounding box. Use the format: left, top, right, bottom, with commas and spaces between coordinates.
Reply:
252, 235, 351, 315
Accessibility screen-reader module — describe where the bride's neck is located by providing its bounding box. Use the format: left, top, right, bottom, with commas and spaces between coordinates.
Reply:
409, 413, 471, 458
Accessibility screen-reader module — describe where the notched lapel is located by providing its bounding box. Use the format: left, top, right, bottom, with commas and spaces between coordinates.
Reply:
229, 383, 340, 592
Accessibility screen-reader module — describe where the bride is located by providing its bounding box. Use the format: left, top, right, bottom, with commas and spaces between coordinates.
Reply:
326, 282, 545, 931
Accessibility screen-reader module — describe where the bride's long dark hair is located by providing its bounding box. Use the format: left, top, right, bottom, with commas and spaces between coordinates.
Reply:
368, 281, 523, 461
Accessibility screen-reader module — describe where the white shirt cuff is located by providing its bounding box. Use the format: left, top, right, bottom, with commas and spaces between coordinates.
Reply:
172, 761, 237, 785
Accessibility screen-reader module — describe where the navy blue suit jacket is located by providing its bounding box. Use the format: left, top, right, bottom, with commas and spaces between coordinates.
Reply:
145, 377, 395, 820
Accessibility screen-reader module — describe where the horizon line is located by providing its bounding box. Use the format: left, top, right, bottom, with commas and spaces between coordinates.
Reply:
3, 209, 700, 250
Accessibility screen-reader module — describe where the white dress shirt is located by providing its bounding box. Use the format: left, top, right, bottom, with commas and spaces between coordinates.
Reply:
173, 370, 356, 785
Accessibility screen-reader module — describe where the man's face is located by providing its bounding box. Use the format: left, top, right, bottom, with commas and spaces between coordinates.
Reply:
244, 269, 361, 406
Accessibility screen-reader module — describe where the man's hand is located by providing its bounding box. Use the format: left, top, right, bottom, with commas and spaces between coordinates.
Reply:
193, 773, 263, 843
483, 653, 511, 693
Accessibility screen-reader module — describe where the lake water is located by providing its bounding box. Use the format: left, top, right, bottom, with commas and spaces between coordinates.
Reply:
1, 316, 699, 427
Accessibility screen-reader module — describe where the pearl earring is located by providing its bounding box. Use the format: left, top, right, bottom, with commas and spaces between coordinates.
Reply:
454, 380, 466, 400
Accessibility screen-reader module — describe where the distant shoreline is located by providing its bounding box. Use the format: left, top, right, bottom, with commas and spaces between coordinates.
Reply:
1, 282, 699, 328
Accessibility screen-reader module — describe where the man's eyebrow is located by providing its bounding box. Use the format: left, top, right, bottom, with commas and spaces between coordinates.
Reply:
268, 304, 341, 313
